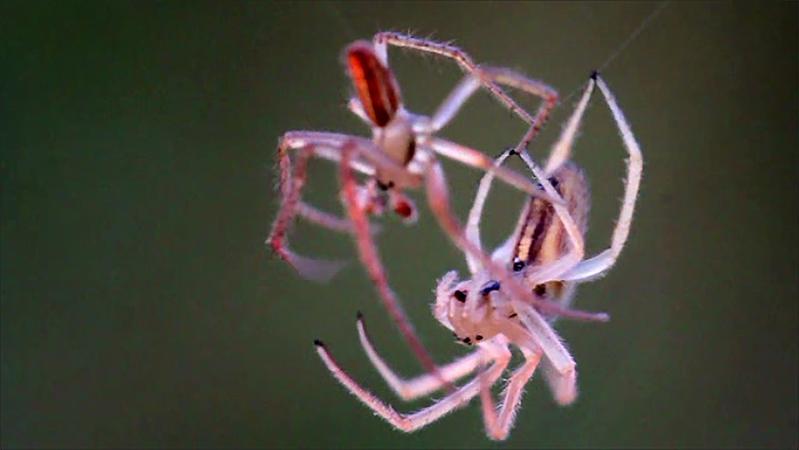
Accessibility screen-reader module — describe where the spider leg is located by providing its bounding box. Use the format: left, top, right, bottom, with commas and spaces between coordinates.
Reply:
510, 299, 577, 388
455, 71, 586, 281
544, 72, 597, 174
295, 201, 381, 235
269, 145, 347, 282
540, 353, 578, 406
267, 132, 405, 282
480, 347, 543, 441
426, 68, 568, 275
422, 157, 608, 323
429, 67, 559, 147
356, 312, 486, 401
426, 136, 586, 284
314, 339, 509, 432
464, 148, 515, 274
512, 77, 599, 284
516, 152, 585, 282
425, 138, 562, 206
560, 75, 643, 282
338, 144, 448, 388
373, 32, 536, 126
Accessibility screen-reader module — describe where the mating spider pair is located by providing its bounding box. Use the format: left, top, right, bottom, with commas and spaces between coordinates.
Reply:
268, 32, 642, 440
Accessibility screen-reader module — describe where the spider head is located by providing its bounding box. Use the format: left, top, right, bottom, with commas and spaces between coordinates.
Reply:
433, 271, 510, 346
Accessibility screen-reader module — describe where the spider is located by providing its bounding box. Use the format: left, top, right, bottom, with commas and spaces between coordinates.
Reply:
314, 72, 643, 441
267, 32, 607, 378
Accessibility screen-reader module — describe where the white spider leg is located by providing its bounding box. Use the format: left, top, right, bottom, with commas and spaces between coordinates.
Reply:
428, 66, 558, 135
511, 299, 576, 378
428, 75, 481, 132
538, 283, 579, 406
480, 348, 543, 441
464, 148, 515, 274
561, 75, 643, 282
540, 355, 578, 406
372, 32, 537, 126
424, 138, 562, 205
545, 74, 597, 173
314, 340, 509, 433
356, 313, 487, 401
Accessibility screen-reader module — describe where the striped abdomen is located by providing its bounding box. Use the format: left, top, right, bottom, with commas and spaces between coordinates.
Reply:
512, 162, 590, 299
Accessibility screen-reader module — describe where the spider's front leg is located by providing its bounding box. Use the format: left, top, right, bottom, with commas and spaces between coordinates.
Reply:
356, 312, 487, 401
268, 131, 411, 282
314, 338, 510, 433
559, 74, 644, 283
479, 346, 543, 441
372, 32, 536, 126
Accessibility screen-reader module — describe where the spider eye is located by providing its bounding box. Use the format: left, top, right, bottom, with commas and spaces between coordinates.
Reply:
453, 290, 467, 302
512, 258, 525, 272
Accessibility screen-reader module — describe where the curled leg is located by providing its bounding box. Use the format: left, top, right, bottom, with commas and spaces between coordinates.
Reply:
268, 145, 347, 282
314, 339, 509, 432
373, 32, 535, 126
267, 131, 409, 281
357, 312, 486, 401
561, 74, 644, 282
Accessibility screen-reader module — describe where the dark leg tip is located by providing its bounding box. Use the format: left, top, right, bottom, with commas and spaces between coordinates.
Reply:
590, 70, 600, 81
313, 339, 325, 347
356, 310, 364, 320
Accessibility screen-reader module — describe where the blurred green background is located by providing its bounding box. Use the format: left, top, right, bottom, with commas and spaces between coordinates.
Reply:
2, 1, 797, 448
